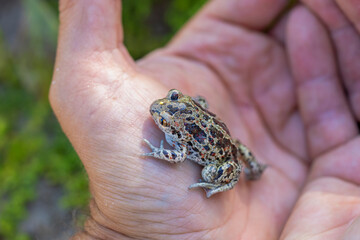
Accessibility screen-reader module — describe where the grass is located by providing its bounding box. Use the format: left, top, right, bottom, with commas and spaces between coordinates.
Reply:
0, 0, 206, 239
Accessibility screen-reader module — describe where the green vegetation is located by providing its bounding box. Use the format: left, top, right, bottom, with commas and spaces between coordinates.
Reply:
0, 0, 206, 239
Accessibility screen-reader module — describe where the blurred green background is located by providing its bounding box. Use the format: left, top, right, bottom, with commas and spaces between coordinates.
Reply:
0, 0, 206, 239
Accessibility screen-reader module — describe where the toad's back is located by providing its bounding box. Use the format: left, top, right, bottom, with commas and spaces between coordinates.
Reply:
167, 95, 238, 166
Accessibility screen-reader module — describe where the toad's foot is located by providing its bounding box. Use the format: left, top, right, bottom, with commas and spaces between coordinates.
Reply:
143, 139, 187, 163
188, 181, 238, 198
188, 182, 219, 190
189, 161, 241, 197
244, 162, 267, 180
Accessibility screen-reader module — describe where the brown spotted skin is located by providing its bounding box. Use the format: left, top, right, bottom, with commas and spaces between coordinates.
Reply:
143, 89, 266, 198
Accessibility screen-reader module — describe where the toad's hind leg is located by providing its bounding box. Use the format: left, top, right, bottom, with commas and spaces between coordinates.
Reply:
235, 140, 267, 180
189, 161, 241, 198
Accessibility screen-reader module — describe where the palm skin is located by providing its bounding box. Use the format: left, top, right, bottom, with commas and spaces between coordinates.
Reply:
50, 0, 360, 239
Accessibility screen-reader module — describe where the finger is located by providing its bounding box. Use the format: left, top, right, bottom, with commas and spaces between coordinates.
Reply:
287, 6, 358, 158
336, 0, 360, 32
203, 0, 288, 30
302, 0, 360, 121
280, 178, 360, 239
58, 0, 124, 53
309, 137, 360, 185
252, 11, 310, 160
169, 0, 289, 47
50, 0, 137, 149
52, 0, 135, 100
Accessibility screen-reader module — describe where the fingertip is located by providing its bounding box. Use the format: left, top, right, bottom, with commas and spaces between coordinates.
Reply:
287, 6, 319, 44
286, 5, 334, 81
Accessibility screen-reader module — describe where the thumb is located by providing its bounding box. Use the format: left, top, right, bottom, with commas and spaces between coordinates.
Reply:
58, 0, 124, 53
50, 0, 137, 149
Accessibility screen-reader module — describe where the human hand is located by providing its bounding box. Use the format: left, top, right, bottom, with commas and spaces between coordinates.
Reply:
279, 1, 360, 239
50, 0, 359, 239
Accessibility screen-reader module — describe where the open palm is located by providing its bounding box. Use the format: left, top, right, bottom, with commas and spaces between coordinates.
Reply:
51, 0, 360, 239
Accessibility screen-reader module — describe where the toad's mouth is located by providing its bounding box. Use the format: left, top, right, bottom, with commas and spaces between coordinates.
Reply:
150, 108, 160, 115
149, 111, 164, 128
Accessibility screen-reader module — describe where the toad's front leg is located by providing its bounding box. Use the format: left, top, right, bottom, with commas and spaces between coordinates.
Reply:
189, 161, 242, 198
143, 139, 187, 163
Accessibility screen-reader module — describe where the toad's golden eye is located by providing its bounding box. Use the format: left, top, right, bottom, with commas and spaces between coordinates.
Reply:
160, 117, 168, 127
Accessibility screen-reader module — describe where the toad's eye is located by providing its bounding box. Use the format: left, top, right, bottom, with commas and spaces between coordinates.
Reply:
170, 92, 179, 100
160, 117, 168, 127
167, 89, 183, 100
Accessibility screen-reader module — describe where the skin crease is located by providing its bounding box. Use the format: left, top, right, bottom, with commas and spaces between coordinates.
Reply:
49, 0, 360, 239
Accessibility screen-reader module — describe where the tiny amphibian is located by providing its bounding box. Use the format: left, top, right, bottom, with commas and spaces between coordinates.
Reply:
143, 89, 266, 198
